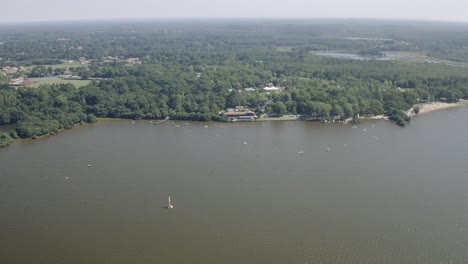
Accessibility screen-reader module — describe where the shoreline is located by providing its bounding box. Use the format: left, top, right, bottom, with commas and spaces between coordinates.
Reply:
0, 102, 466, 148
408, 100, 467, 116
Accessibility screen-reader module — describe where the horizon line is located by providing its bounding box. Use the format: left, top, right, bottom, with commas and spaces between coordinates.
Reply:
1, 16, 468, 26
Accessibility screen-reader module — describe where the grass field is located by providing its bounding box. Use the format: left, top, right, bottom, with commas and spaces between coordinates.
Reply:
26, 77, 92, 88
49, 62, 85, 69
26, 62, 86, 70
276, 47, 294, 52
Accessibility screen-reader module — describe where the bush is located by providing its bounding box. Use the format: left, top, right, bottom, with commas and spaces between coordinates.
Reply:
86, 114, 97, 123
351, 116, 360, 124
0, 132, 14, 147
388, 109, 411, 126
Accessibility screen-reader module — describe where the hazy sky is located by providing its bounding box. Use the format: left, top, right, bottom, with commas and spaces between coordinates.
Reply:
2, 0, 468, 23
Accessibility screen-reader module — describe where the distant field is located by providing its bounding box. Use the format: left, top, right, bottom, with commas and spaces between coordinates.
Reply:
276, 47, 293, 52
26, 62, 86, 70
49, 62, 85, 69
26, 77, 92, 88
311, 50, 468, 67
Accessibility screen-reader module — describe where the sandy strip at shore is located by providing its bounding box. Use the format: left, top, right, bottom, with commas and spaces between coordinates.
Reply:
362, 100, 466, 121
415, 101, 466, 115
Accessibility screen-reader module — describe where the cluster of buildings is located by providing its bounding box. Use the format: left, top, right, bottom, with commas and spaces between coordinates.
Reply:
224, 106, 257, 121
10, 77, 24, 85
1, 66, 25, 75
242, 84, 283, 93
9, 77, 32, 86
79, 57, 92, 65
1, 67, 30, 86
126, 58, 142, 65
102, 56, 142, 65
228, 84, 284, 94
222, 84, 286, 121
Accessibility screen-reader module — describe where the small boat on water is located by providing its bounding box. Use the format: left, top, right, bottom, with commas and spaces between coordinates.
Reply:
167, 195, 174, 209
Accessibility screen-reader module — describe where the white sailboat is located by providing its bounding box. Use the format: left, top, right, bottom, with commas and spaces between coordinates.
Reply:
168, 195, 174, 209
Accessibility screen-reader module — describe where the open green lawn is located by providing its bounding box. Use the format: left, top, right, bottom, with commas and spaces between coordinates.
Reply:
26, 77, 92, 88
276, 47, 294, 52
26, 62, 86, 70
49, 62, 85, 69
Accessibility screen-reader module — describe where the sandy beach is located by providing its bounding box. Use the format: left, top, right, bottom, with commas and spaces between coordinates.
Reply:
409, 101, 466, 116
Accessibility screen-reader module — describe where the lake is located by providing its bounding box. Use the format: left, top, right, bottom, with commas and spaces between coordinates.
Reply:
313, 51, 422, 61
314, 52, 390, 61
1, 107, 468, 264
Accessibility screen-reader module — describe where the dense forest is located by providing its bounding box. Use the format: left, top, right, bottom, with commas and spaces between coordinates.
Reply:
1, 19, 468, 140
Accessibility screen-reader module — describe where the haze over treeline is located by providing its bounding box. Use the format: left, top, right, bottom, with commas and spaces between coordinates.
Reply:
2, 0, 468, 23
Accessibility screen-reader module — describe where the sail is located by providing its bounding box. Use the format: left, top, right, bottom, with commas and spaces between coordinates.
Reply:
168, 195, 173, 208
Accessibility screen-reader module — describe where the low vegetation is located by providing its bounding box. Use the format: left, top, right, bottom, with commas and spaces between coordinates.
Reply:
0, 132, 13, 147
26, 78, 91, 88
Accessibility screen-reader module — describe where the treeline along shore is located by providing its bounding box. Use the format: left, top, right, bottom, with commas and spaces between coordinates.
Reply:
1, 20, 468, 145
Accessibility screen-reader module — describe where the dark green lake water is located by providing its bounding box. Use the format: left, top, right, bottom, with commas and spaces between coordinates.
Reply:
1, 107, 468, 264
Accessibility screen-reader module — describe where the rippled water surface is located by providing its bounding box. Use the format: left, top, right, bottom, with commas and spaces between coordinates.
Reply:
1, 107, 468, 264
